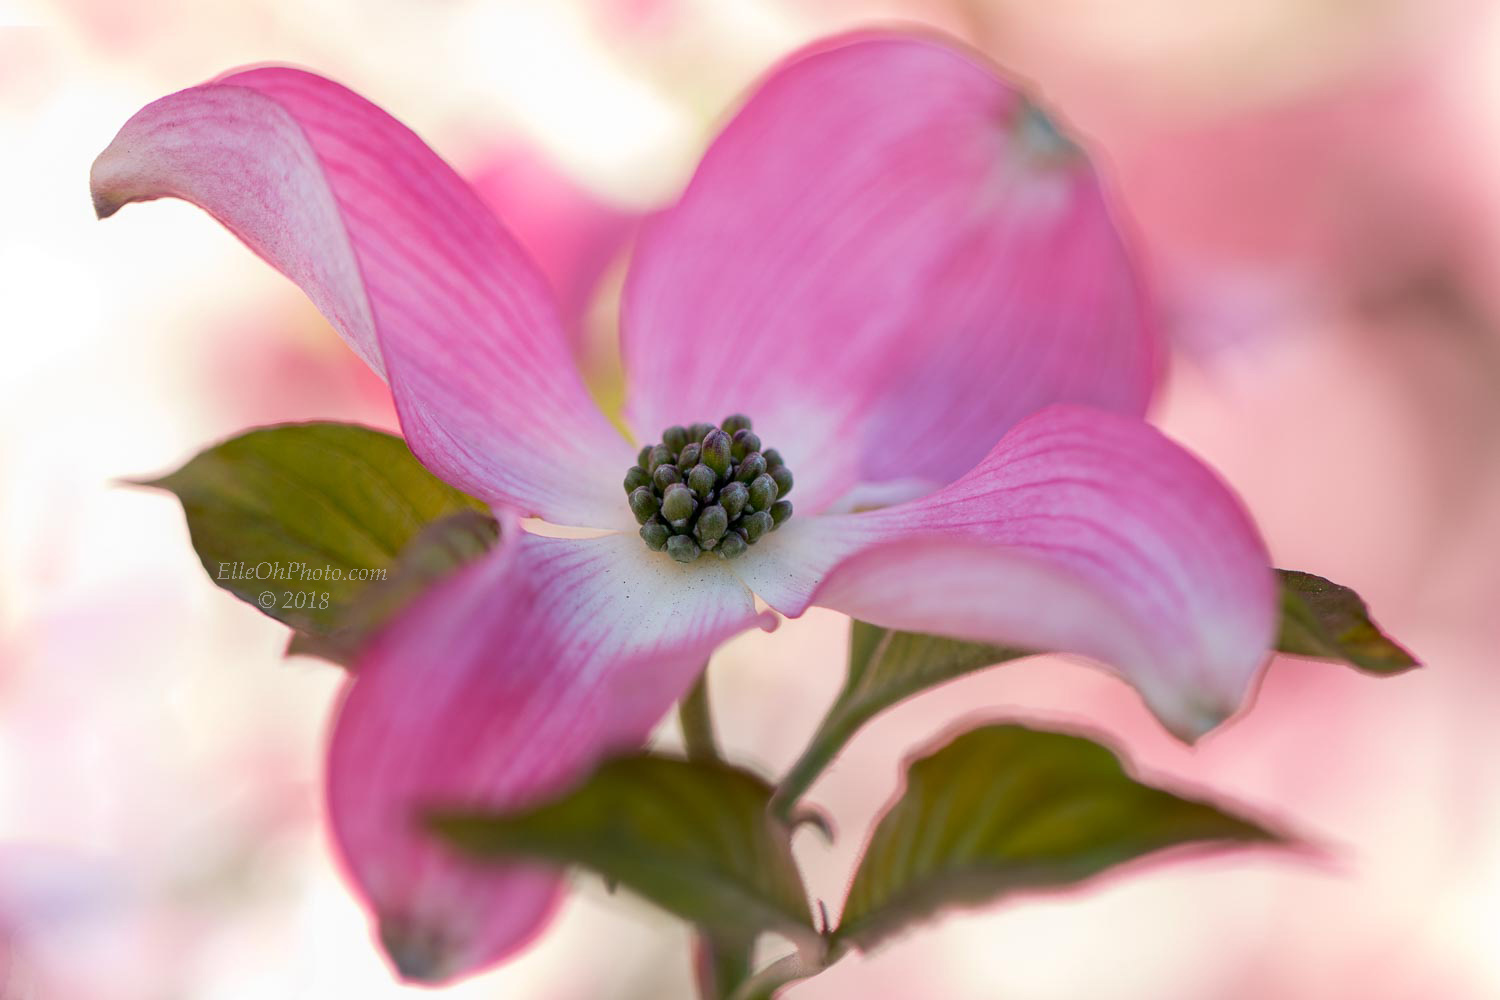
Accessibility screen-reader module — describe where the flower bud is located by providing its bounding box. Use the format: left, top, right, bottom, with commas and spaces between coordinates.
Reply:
769, 499, 793, 526
747, 472, 778, 512
721, 414, 752, 435
687, 463, 717, 500
661, 482, 696, 523
762, 448, 783, 469
640, 521, 670, 550
769, 465, 793, 497
637, 445, 653, 471
652, 464, 683, 491
694, 504, 728, 547
677, 442, 702, 469
629, 486, 661, 524
731, 429, 761, 461
623, 466, 650, 493
702, 429, 732, 477
742, 510, 773, 543
734, 452, 766, 483
648, 444, 674, 473
666, 534, 702, 564
662, 425, 688, 454
688, 422, 714, 444
716, 533, 747, 559
719, 480, 749, 519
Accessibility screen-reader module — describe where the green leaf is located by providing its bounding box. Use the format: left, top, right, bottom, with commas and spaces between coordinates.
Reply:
137, 422, 486, 637
771, 623, 1028, 818
285, 509, 499, 666
429, 753, 818, 951
833, 724, 1280, 953
1276, 569, 1418, 673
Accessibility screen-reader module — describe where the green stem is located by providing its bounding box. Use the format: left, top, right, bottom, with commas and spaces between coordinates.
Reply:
768, 719, 855, 823
679, 666, 721, 763
679, 666, 743, 1000
768, 628, 898, 821
695, 938, 754, 1000
725, 953, 818, 1000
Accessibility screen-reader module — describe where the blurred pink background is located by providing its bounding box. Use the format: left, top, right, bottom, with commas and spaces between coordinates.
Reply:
4, 0, 1500, 996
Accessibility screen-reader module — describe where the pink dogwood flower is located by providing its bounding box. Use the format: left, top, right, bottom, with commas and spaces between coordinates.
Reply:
91, 32, 1275, 983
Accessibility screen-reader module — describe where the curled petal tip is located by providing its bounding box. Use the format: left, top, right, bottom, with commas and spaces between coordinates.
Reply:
91, 189, 122, 220
1155, 689, 1248, 745
1010, 98, 1084, 169
89, 152, 127, 220
378, 916, 460, 985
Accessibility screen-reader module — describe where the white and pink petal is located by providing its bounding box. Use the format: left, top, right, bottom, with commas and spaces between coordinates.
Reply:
326, 526, 769, 983
92, 69, 631, 528
733, 406, 1276, 739
622, 33, 1157, 512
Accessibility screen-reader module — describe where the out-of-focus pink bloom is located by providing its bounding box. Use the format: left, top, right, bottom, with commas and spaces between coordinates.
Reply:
1097, 65, 1493, 357
0, 847, 158, 1000
91, 32, 1275, 982
589, 0, 685, 44
466, 147, 637, 348
199, 315, 398, 430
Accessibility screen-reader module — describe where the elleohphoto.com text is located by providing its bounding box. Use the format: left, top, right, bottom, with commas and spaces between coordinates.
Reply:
215, 561, 388, 583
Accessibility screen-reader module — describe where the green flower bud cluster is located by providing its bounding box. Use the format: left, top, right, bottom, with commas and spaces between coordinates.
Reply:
625, 414, 794, 563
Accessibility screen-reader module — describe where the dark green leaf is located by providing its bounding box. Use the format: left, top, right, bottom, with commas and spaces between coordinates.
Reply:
833, 724, 1281, 953
771, 623, 1028, 818
136, 422, 486, 638
286, 509, 499, 666
1276, 569, 1418, 673
430, 753, 817, 951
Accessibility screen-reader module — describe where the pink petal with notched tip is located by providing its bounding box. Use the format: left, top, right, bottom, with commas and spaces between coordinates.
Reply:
732, 405, 1275, 740
91, 68, 630, 528
326, 525, 769, 984
622, 33, 1157, 513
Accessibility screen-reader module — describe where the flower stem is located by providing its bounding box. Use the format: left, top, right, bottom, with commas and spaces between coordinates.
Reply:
679, 666, 747, 1000
679, 667, 721, 763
